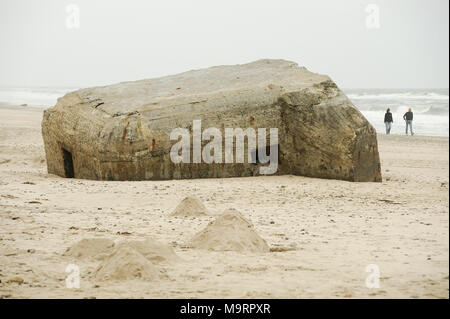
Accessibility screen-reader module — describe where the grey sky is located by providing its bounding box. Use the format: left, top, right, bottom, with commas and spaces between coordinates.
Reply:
0, 0, 448, 88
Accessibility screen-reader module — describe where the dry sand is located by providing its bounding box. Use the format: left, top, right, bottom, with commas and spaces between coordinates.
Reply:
171, 196, 209, 217
190, 208, 270, 253
0, 105, 448, 298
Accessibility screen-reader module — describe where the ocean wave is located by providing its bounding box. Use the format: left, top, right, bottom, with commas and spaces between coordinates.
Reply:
421, 105, 450, 115
0, 87, 77, 107
354, 104, 449, 116
347, 92, 449, 101
361, 109, 449, 136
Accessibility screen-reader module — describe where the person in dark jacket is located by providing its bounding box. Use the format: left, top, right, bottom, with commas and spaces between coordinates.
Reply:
384, 108, 393, 134
403, 108, 414, 135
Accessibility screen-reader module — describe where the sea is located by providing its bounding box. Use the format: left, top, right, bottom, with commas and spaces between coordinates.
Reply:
344, 88, 449, 137
0, 87, 448, 137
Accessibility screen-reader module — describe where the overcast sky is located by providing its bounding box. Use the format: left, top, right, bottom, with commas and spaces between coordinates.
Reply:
0, 0, 448, 88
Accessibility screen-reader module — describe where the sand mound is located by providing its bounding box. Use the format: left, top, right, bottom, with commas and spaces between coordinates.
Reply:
94, 246, 159, 281
171, 196, 208, 217
63, 238, 115, 260
115, 238, 179, 263
190, 208, 270, 252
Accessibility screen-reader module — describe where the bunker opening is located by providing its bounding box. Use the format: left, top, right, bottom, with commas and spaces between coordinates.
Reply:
62, 148, 74, 178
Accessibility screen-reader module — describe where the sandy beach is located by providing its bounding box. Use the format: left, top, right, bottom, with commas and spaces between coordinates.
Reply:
0, 104, 448, 299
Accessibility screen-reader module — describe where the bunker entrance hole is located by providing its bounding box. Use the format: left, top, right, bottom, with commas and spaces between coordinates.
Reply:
62, 148, 74, 178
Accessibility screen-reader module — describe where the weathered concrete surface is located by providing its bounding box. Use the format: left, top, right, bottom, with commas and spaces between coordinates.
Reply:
41, 59, 382, 182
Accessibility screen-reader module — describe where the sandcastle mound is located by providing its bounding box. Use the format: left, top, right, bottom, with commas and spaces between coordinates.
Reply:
94, 245, 159, 281
190, 208, 270, 252
63, 238, 115, 260
171, 196, 208, 217
115, 238, 179, 263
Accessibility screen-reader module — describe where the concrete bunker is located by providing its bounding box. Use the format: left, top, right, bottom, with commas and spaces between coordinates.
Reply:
41, 59, 382, 182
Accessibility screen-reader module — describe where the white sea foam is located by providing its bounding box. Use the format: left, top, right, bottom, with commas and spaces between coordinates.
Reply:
361, 110, 449, 137
346, 92, 449, 101
344, 89, 449, 136
0, 87, 78, 107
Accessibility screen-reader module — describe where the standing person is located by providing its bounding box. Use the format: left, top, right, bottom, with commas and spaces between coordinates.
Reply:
403, 108, 414, 135
384, 108, 393, 134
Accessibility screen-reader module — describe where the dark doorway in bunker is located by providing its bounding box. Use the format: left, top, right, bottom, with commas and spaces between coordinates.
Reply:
62, 148, 74, 178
